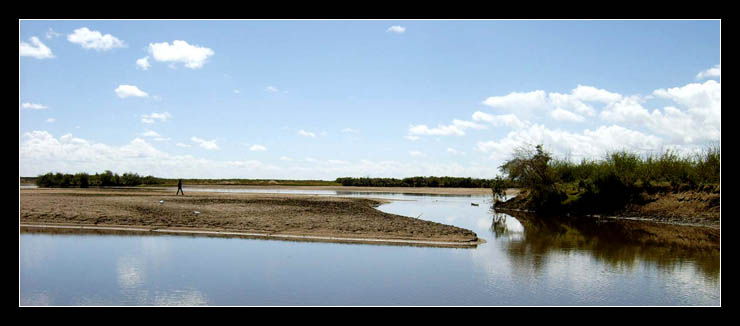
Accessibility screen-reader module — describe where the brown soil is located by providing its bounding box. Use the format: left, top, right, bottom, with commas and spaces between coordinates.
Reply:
19, 188, 479, 245
496, 188, 720, 229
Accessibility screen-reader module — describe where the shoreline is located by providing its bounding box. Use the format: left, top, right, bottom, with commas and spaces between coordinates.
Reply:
19, 223, 484, 248
19, 188, 483, 248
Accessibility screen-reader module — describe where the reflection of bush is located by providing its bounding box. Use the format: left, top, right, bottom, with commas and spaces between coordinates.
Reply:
497, 210, 719, 280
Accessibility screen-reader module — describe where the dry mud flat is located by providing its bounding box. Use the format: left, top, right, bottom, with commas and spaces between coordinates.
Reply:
19, 188, 480, 247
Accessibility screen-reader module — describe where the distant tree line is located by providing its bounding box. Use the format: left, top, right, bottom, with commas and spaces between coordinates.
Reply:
335, 176, 514, 188
35, 171, 161, 188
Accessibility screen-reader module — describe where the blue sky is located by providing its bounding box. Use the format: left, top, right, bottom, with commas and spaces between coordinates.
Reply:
19, 20, 721, 179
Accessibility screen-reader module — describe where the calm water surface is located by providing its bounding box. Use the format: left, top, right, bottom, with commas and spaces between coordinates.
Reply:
19, 189, 720, 306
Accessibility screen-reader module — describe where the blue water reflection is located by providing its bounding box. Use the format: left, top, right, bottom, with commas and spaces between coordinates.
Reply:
19, 189, 719, 306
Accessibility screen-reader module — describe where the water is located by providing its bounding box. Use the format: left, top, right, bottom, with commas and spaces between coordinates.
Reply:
19, 189, 720, 306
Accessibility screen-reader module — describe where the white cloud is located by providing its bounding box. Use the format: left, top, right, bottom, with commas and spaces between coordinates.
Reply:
141, 112, 171, 124
569, 85, 623, 103
141, 130, 160, 137
341, 128, 359, 133
265, 86, 280, 93
190, 137, 219, 150
21, 102, 48, 110
115, 85, 149, 98
476, 124, 663, 163
175, 142, 191, 148
148, 40, 214, 69
386, 25, 406, 33
280, 156, 293, 161
550, 108, 585, 122
408, 119, 485, 137
297, 129, 316, 138
18, 131, 515, 179
472, 111, 529, 129
404, 135, 420, 141
45, 118, 55, 123
249, 145, 267, 151
45, 28, 62, 39
599, 96, 651, 123
409, 150, 424, 157
483, 90, 548, 111
447, 148, 465, 155
67, 27, 125, 51
696, 64, 720, 80
19, 37, 54, 59
233, 89, 240, 94
136, 57, 151, 70
18, 131, 284, 179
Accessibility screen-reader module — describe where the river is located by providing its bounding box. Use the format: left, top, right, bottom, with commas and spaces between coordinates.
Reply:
19, 188, 720, 306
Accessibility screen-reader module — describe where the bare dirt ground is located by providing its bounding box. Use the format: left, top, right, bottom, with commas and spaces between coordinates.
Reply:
19, 188, 480, 246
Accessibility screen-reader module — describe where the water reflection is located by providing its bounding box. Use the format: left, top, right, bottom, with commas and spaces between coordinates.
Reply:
489, 210, 720, 282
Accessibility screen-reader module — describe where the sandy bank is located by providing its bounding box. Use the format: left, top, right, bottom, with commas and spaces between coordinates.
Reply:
19, 188, 481, 247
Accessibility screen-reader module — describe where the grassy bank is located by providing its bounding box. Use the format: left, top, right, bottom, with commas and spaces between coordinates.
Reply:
495, 144, 720, 219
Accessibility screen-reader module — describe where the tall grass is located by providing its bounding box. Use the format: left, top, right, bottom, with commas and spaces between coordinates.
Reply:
551, 145, 721, 190
500, 144, 720, 214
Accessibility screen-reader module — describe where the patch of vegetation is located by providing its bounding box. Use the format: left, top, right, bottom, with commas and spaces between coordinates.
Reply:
498, 144, 720, 215
34, 171, 161, 188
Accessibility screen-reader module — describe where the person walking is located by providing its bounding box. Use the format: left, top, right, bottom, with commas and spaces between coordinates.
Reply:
176, 178, 184, 195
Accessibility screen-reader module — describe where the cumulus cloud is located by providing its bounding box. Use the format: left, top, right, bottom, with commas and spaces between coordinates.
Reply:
482, 86, 623, 120
175, 142, 191, 148
409, 150, 425, 157
476, 124, 663, 162
19, 37, 54, 59
136, 57, 151, 70
472, 111, 529, 129
115, 85, 149, 98
341, 128, 359, 134
67, 27, 125, 51
550, 108, 585, 122
265, 86, 279, 93
18, 131, 282, 178
21, 102, 49, 110
696, 64, 720, 80
148, 40, 214, 69
249, 145, 267, 151
141, 112, 171, 124
190, 136, 219, 150
386, 26, 406, 33
483, 90, 548, 111
408, 119, 485, 137
45, 118, 55, 123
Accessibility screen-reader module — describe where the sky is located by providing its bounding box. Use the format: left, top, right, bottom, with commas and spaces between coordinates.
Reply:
19, 20, 721, 180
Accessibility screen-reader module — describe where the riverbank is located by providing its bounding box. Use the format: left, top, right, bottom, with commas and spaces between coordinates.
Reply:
19, 188, 481, 247
496, 187, 720, 229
